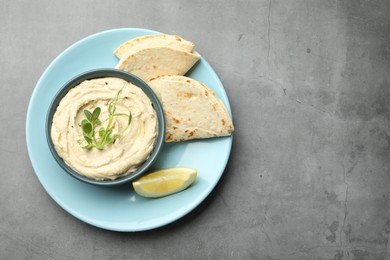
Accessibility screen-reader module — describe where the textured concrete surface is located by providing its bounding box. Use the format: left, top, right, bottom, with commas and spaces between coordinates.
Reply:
1, 0, 390, 259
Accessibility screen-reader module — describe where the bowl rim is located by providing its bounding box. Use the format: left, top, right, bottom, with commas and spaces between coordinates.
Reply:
45, 68, 165, 186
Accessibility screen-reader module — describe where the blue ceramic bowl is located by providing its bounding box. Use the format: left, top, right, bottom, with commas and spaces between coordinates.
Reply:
46, 69, 165, 186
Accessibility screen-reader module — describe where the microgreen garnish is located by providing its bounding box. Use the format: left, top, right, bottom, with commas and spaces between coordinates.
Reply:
80, 90, 132, 150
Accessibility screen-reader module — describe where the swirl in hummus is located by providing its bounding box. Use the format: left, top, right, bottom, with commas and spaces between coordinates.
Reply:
51, 77, 157, 180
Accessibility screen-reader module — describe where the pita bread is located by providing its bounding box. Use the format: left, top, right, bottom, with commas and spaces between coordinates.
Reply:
114, 34, 195, 59
147, 75, 234, 142
115, 47, 200, 82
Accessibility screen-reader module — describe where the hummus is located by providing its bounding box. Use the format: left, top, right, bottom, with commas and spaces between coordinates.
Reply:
51, 77, 158, 180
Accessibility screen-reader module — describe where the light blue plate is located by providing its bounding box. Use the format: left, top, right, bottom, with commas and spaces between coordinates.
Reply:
26, 28, 233, 232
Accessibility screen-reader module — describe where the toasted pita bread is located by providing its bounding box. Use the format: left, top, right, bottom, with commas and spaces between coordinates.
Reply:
114, 34, 195, 59
115, 47, 200, 82
148, 75, 234, 142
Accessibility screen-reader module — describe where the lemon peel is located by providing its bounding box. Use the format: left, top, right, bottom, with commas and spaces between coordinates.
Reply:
132, 167, 197, 198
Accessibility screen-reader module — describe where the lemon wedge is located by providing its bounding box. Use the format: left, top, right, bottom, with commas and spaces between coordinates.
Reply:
132, 167, 197, 198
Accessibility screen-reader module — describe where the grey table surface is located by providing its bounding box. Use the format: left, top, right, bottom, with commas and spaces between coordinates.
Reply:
2, 0, 390, 259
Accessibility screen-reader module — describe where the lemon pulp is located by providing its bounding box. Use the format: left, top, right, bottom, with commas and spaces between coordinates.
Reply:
132, 167, 197, 198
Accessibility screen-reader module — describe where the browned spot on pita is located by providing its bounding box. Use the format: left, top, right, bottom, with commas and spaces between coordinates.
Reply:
188, 117, 191, 121
205, 90, 209, 96
175, 36, 182, 41
177, 92, 194, 98
172, 117, 180, 123
221, 119, 225, 125
173, 126, 178, 130
148, 75, 164, 82
189, 130, 196, 137
199, 82, 216, 97
153, 65, 158, 69
186, 79, 191, 83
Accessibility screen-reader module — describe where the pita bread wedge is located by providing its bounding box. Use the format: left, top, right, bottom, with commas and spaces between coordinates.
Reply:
114, 34, 195, 59
148, 75, 234, 142
115, 47, 200, 82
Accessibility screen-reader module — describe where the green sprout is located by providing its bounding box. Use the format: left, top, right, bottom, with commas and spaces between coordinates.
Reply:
80, 90, 132, 150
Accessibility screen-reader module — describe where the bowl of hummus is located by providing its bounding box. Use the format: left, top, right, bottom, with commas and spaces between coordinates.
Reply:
46, 69, 165, 186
